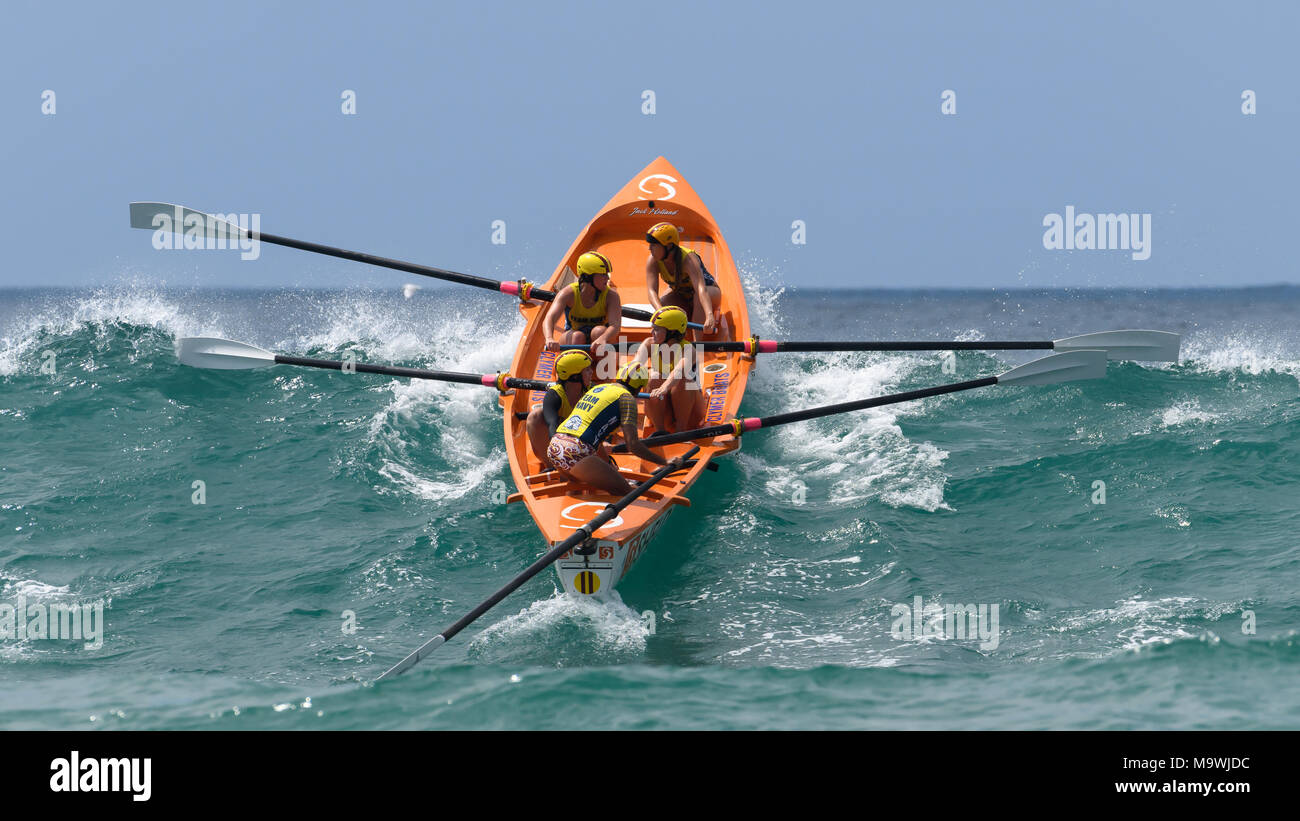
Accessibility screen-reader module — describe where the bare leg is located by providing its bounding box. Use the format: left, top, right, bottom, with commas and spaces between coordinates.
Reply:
566, 454, 636, 495
588, 325, 618, 379
526, 408, 554, 468
645, 373, 669, 432
670, 380, 706, 431
560, 329, 589, 346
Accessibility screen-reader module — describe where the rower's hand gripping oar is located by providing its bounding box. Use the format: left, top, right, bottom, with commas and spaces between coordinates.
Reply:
700, 330, 1180, 362
175, 336, 658, 398
129, 202, 703, 329
374, 444, 701, 682
615, 349, 1109, 450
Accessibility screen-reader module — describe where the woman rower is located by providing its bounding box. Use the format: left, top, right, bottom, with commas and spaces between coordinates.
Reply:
547, 363, 681, 495
636, 306, 706, 434
644, 222, 720, 336
526, 350, 594, 467
544, 251, 622, 376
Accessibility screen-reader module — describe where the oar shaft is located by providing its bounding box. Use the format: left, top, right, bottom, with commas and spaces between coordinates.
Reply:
760, 376, 998, 426
376, 445, 700, 681
272, 355, 550, 391
244, 232, 701, 328
255, 231, 554, 298
620, 375, 1001, 448
701, 340, 1055, 353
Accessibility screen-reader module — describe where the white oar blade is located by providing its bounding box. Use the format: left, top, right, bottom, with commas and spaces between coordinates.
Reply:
129, 202, 249, 239
177, 337, 277, 370
1052, 330, 1180, 362
997, 350, 1107, 386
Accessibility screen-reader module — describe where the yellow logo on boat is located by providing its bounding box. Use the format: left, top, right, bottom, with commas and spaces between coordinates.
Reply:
574, 571, 601, 595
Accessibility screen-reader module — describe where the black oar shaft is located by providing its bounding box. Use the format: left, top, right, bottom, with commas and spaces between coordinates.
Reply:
701, 340, 1055, 352
273, 355, 550, 391
618, 375, 1000, 448
256, 231, 555, 298
253, 232, 688, 326
761, 375, 998, 426
376, 445, 700, 681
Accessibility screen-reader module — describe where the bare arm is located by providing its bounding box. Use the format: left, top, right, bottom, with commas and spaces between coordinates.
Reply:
645, 257, 663, 311
687, 254, 716, 331
542, 288, 572, 349
617, 395, 667, 465
600, 288, 623, 341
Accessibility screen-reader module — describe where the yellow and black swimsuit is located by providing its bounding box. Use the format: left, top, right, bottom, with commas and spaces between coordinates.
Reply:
646, 340, 692, 380
557, 383, 637, 448
540, 382, 575, 436
563, 282, 609, 334
656, 247, 718, 298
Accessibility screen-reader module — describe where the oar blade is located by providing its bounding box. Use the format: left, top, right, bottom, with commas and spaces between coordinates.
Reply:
177, 337, 277, 370
997, 350, 1107, 386
1052, 330, 1180, 362
375, 636, 445, 682
129, 202, 249, 239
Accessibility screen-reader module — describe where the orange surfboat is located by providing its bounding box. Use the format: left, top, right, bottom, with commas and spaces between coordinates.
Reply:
501, 157, 753, 596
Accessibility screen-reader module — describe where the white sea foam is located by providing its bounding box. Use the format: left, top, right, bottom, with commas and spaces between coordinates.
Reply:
741, 344, 953, 511
1, 284, 220, 375
1052, 595, 1238, 654
1158, 399, 1219, 428
468, 590, 652, 656
1182, 333, 1300, 381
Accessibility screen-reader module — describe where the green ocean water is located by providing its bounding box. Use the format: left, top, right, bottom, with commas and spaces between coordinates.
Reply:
2, 283, 1298, 729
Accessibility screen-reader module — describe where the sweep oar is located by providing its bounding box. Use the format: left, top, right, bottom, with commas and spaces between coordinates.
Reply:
614, 349, 1108, 450
177, 336, 662, 398
375, 444, 700, 682
129, 202, 701, 328
699, 330, 1180, 362
176, 337, 560, 392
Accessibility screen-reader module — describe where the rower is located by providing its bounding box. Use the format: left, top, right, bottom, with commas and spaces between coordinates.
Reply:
526, 350, 595, 468
644, 222, 721, 336
547, 362, 682, 495
636, 306, 706, 434
544, 251, 622, 376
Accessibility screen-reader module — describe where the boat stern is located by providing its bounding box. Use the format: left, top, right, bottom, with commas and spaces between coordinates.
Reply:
552, 510, 670, 596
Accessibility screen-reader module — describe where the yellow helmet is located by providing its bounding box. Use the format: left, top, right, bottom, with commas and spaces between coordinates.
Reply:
575, 251, 612, 278
651, 306, 689, 335
615, 361, 650, 391
554, 350, 593, 382
646, 222, 680, 247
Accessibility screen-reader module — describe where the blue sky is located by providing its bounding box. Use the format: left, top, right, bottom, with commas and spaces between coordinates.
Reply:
2, 0, 1295, 288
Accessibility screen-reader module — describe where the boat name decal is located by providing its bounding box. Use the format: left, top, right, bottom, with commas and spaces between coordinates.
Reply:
530, 349, 558, 402
704, 370, 730, 424
637, 174, 678, 201
628, 207, 679, 217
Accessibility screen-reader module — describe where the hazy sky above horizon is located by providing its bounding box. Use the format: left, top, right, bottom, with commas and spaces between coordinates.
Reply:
3, 1, 1296, 289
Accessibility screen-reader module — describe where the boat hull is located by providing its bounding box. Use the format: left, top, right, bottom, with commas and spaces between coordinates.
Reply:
503, 157, 753, 595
